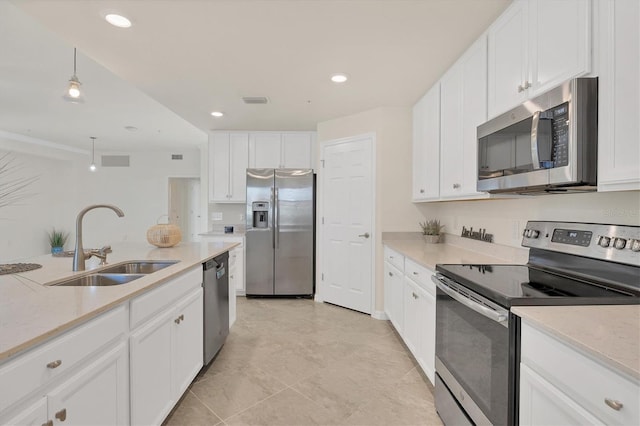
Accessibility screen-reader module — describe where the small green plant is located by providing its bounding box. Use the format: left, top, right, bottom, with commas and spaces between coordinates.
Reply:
48, 228, 68, 248
419, 220, 444, 236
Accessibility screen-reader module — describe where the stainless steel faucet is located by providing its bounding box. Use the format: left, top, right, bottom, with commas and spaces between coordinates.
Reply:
73, 204, 125, 271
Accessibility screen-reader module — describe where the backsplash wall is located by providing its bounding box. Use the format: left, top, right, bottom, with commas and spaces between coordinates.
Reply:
417, 191, 640, 248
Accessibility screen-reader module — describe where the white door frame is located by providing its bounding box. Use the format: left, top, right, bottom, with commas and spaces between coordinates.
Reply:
315, 132, 377, 316
167, 176, 201, 241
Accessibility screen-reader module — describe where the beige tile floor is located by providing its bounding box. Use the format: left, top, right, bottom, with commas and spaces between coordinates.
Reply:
164, 297, 443, 426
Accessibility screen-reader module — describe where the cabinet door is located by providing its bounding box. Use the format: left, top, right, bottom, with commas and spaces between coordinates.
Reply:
412, 84, 440, 201
229, 133, 249, 202
282, 133, 313, 169
488, 0, 528, 118
4, 397, 47, 426
597, 0, 640, 191
173, 288, 204, 399
520, 364, 603, 426
460, 36, 489, 197
249, 133, 282, 168
528, 0, 591, 97
417, 286, 436, 385
230, 244, 245, 295
130, 310, 175, 426
402, 278, 419, 355
440, 63, 464, 198
383, 262, 404, 334
47, 343, 128, 426
210, 133, 231, 202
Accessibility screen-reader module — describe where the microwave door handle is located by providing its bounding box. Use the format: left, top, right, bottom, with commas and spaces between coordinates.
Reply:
530, 110, 542, 170
432, 275, 508, 325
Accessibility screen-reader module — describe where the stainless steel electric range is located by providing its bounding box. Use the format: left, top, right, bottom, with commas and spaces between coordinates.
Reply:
432, 221, 640, 426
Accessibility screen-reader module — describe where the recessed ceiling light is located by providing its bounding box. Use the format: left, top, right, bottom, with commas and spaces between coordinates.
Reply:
211, 111, 224, 117
331, 73, 348, 83
105, 14, 132, 28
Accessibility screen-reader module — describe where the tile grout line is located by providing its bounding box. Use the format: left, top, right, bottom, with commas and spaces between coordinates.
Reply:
188, 388, 226, 424
222, 385, 291, 422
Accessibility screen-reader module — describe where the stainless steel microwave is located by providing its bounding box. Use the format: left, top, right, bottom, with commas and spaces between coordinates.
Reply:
477, 78, 598, 194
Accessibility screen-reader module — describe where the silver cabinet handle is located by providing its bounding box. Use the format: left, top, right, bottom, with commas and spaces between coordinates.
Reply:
453, 183, 460, 189
412, 292, 418, 299
419, 189, 425, 194
388, 272, 393, 277
412, 272, 418, 276
175, 314, 184, 324
47, 360, 62, 369
604, 398, 623, 411
524, 80, 531, 89
358, 232, 370, 238
518, 84, 524, 93
55, 408, 67, 422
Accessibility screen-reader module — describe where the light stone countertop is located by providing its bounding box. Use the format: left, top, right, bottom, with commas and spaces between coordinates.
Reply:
199, 231, 246, 237
382, 236, 526, 270
0, 241, 238, 363
513, 305, 640, 380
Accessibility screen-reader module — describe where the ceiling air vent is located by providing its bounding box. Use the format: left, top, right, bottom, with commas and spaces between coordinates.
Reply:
171, 154, 183, 160
242, 96, 269, 104
101, 155, 130, 167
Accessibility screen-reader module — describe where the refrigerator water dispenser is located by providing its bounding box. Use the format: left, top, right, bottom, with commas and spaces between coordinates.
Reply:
252, 202, 269, 228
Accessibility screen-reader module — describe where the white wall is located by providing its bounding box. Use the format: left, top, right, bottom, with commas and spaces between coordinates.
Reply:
0, 142, 201, 261
417, 191, 640, 248
317, 106, 423, 313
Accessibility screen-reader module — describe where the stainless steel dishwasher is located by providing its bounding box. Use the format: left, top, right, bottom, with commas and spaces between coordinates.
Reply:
203, 252, 229, 365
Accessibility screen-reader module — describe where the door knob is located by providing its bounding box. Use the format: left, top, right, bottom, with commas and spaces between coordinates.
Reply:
358, 232, 370, 238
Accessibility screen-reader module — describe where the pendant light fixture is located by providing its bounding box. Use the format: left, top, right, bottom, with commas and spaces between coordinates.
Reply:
64, 48, 84, 103
89, 137, 97, 172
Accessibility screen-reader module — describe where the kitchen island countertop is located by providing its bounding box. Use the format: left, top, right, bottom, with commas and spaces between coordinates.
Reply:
0, 241, 238, 362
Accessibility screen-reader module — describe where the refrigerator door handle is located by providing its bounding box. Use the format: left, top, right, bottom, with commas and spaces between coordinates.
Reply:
274, 188, 279, 249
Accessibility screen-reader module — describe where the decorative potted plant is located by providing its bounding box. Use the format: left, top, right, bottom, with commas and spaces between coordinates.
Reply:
419, 220, 444, 244
48, 228, 68, 254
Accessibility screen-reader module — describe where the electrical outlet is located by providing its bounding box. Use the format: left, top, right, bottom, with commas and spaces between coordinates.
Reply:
239, 214, 244, 221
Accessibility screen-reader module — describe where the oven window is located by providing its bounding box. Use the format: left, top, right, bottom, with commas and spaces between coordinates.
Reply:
436, 291, 509, 425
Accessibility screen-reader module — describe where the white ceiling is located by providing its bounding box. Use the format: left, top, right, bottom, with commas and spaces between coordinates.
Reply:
5, 0, 510, 150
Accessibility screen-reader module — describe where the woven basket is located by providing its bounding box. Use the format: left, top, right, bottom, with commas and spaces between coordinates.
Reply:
147, 216, 182, 248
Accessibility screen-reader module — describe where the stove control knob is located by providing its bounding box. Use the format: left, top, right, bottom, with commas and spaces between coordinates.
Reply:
531, 230, 540, 239
524, 229, 532, 238
630, 239, 640, 252
613, 238, 627, 250
598, 236, 611, 248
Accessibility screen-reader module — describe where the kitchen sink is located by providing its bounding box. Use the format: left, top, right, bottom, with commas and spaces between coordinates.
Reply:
54, 273, 145, 287
98, 260, 179, 274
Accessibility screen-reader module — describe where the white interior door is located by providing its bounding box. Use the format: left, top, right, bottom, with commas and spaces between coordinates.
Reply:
169, 177, 201, 242
320, 134, 374, 314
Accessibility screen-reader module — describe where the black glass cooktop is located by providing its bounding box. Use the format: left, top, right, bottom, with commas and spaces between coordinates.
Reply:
435, 264, 640, 309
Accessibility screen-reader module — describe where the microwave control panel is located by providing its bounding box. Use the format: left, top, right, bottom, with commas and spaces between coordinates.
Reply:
548, 102, 570, 167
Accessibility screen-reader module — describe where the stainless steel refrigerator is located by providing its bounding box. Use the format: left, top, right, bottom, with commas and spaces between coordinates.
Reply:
245, 168, 314, 296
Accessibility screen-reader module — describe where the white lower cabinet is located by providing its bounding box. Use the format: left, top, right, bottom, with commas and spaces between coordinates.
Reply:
130, 286, 203, 426
519, 320, 639, 426
47, 343, 129, 426
0, 306, 129, 426
383, 245, 436, 384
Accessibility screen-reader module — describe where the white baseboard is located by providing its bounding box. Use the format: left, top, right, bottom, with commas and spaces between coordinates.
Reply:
371, 310, 389, 320
314, 294, 324, 303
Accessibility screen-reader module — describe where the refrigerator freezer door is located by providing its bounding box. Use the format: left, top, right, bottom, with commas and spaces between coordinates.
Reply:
246, 169, 275, 295
274, 169, 314, 295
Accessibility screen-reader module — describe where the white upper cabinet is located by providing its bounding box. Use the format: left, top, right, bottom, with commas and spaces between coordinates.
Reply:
412, 84, 440, 201
249, 131, 315, 169
249, 132, 282, 169
209, 132, 249, 203
597, 0, 640, 192
440, 36, 489, 199
487, 1, 529, 117
488, 0, 591, 118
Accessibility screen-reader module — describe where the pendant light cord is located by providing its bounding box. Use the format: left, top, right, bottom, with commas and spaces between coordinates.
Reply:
73, 48, 77, 75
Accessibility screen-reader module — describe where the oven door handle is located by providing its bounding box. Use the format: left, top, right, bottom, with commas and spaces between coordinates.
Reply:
432, 275, 508, 325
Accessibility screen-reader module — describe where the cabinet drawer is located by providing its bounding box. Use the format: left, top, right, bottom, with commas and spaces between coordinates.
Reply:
404, 258, 435, 296
0, 304, 127, 411
130, 266, 202, 329
383, 246, 404, 271
521, 321, 639, 426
